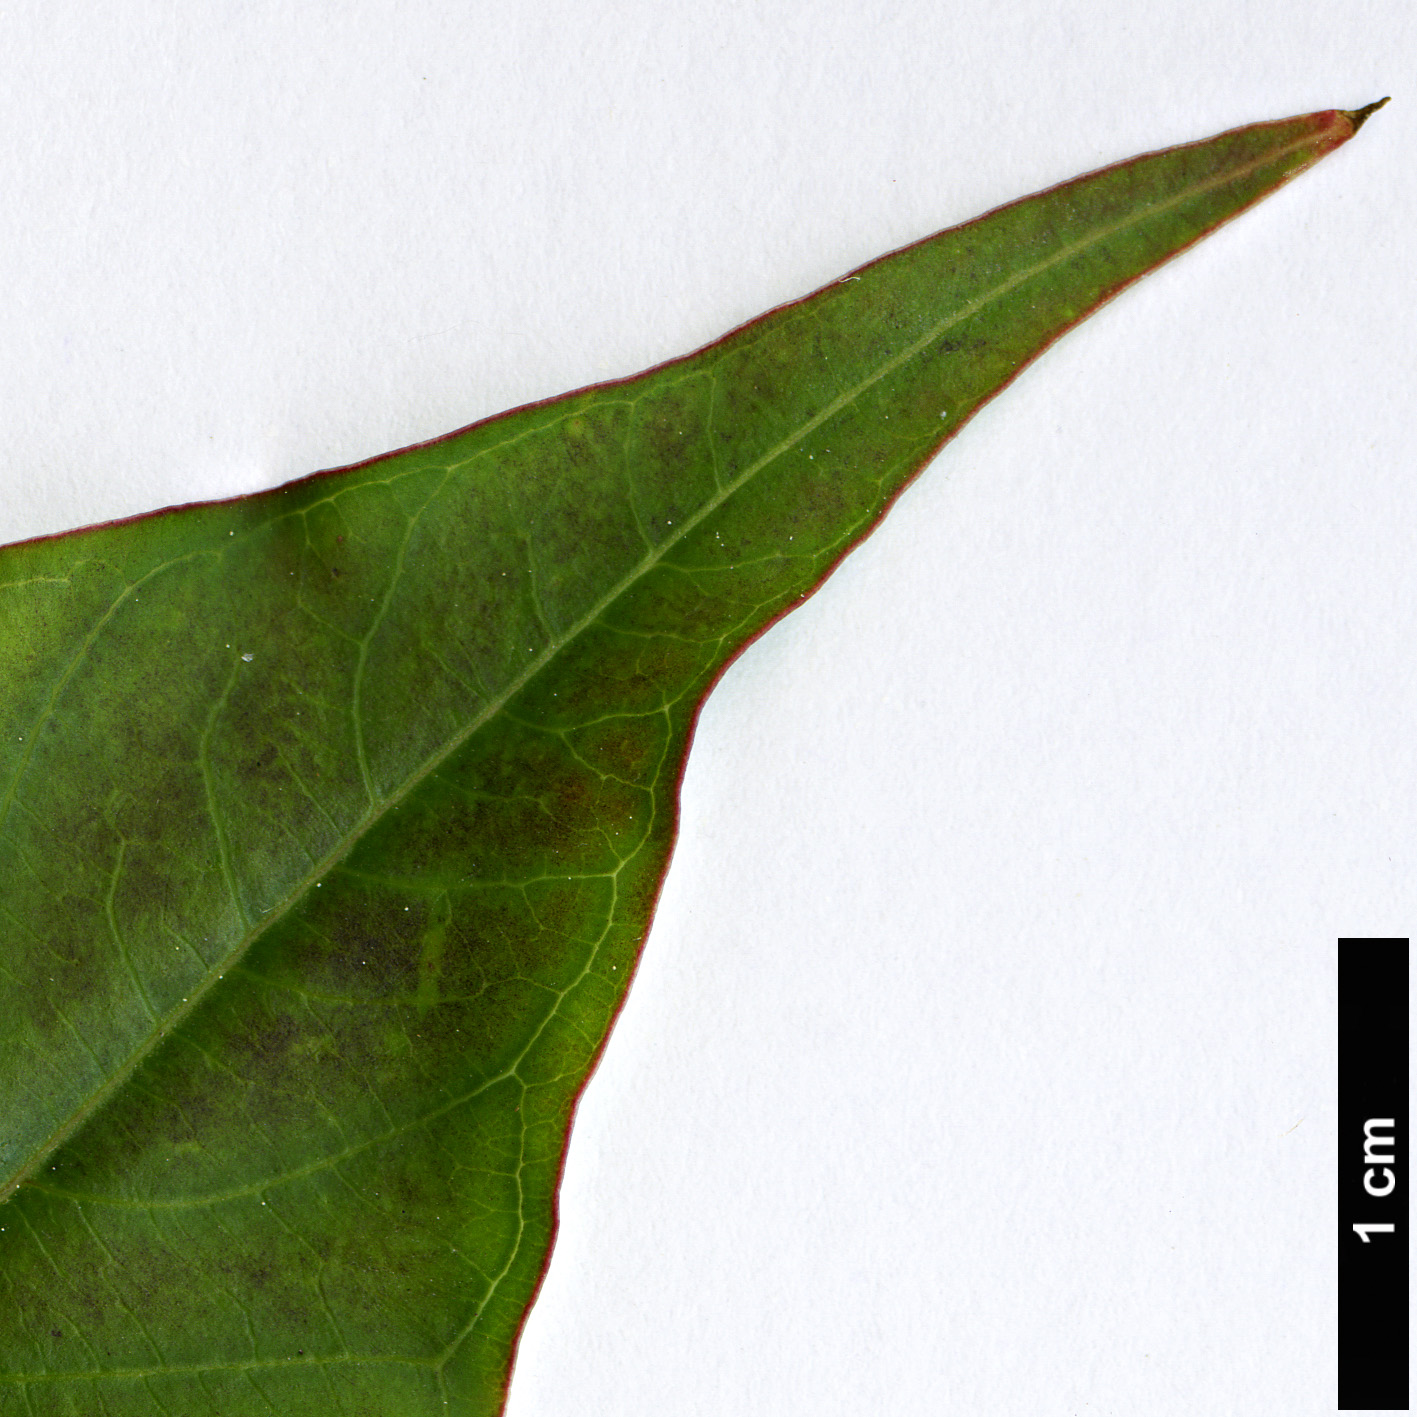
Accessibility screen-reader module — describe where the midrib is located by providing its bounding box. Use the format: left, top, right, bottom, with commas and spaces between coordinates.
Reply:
0, 123, 1325, 1205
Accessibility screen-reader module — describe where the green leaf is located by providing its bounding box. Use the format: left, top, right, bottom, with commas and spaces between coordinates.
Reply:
0, 104, 1381, 1415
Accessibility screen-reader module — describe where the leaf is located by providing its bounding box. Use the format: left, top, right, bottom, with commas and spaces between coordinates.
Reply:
0, 104, 1382, 1415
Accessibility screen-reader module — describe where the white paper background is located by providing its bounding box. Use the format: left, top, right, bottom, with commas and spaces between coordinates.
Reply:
1, 3, 1412, 1413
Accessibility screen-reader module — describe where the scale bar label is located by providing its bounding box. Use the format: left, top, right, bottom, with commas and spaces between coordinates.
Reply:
1339, 937, 1409, 1411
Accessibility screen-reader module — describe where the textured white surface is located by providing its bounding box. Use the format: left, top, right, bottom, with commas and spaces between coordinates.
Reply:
1, 3, 1412, 1413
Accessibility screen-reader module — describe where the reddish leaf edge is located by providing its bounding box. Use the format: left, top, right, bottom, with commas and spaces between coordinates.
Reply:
489, 101, 1386, 1415
2, 101, 1385, 564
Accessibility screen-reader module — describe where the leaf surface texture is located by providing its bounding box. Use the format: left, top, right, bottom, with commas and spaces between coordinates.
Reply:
0, 106, 1375, 1414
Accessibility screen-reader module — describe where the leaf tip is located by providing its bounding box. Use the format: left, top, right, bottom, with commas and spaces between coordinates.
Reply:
1342, 97, 1391, 134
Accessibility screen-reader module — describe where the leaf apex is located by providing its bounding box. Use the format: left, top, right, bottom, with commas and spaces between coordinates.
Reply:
1343, 97, 1391, 133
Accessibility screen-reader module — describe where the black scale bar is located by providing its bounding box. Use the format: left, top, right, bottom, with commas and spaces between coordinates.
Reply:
1339, 938, 1409, 1411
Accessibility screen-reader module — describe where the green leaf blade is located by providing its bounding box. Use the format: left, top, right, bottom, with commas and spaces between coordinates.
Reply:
0, 105, 1374, 1413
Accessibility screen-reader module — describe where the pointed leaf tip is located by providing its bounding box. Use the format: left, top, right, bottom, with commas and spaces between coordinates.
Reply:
1344, 97, 1390, 133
